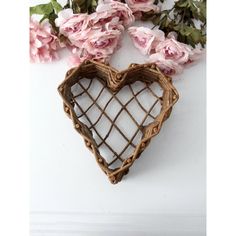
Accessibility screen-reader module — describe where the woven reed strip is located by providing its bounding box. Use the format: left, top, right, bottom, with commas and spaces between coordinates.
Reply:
77, 80, 137, 148
73, 95, 122, 160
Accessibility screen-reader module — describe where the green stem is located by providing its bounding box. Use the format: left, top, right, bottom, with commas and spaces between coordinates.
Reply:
152, 25, 157, 30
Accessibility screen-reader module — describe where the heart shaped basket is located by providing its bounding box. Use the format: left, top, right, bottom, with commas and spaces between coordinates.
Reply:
58, 60, 179, 184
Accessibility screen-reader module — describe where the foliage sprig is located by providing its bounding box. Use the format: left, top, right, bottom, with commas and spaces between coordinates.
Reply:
142, 0, 206, 47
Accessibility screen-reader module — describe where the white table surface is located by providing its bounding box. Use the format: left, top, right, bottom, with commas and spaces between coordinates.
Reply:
30, 3, 206, 235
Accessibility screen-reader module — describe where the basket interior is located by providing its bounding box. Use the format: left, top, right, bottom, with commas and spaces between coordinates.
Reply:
70, 76, 164, 169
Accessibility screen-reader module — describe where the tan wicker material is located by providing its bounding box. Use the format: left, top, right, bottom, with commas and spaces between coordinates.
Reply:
58, 60, 179, 184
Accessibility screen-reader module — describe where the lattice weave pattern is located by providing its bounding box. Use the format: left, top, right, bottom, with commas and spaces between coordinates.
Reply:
58, 60, 179, 184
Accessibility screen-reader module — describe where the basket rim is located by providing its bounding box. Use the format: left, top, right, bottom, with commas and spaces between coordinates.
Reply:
58, 60, 179, 184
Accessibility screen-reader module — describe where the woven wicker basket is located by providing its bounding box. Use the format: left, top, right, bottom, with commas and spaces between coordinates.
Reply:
58, 60, 179, 184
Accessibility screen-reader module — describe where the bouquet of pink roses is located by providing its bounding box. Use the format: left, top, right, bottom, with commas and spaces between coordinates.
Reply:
30, 0, 206, 76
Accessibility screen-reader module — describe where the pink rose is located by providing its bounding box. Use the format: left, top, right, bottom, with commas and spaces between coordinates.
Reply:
104, 17, 125, 32
164, 32, 203, 63
189, 47, 203, 62
68, 48, 94, 67
125, 0, 159, 13
149, 37, 202, 75
68, 48, 109, 67
128, 26, 165, 55
96, 0, 135, 27
88, 11, 115, 28
30, 18, 59, 63
88, 13, 124, 32
154, 38, 193, 65
83, 28, 122, 57
149, 53, 183, 76
55, 9, 90, 47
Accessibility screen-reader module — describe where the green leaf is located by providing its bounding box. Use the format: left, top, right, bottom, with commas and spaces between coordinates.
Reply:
194, 1, 206, 17
152, 15, 161, 25
86, 0, 93, 8
39, 14, 49, 23
150, 0, 206, 47
91, 0, 97, 7
30, 3, 54, 16
70, 0, 98, 13
188, 1, 206, 22
48, 12, 59, 33
72, 0, 82, 13
190, 29, 202, 42
51, 0, 63, 14
176, 0, 189, 8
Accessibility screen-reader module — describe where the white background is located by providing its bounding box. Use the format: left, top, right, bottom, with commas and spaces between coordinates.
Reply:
30, 25, 206, 236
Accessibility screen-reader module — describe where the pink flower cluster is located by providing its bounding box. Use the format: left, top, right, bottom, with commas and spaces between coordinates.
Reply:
29, 0, 202, 77
125, 0, 160, 16
128, 26, 202, 75
101, 0, 159, 15
30, 18, 59, 63
55, 0, 134, 66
